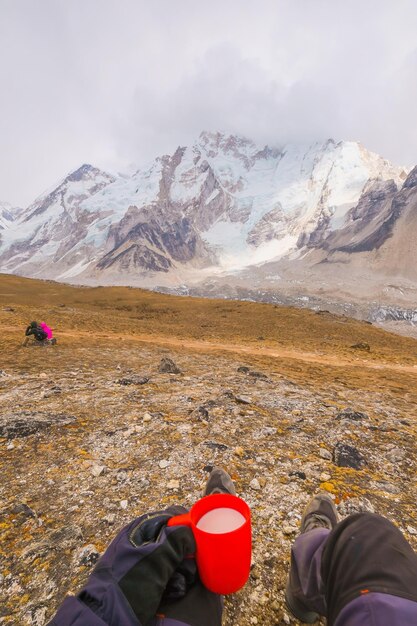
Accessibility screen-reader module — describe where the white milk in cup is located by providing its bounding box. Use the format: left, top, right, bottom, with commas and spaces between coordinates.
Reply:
196, 507, 246, 534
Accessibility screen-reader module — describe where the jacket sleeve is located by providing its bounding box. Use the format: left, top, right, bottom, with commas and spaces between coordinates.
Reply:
48, 596, 109, 625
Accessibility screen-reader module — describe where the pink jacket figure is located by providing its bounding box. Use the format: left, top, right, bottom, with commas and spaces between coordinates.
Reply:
40, 322, 53, 339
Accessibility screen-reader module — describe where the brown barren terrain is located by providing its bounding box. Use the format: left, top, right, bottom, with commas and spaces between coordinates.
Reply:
0, 273, 416, 625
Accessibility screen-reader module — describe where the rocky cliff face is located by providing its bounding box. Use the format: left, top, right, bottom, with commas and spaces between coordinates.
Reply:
0, 133, 407, 285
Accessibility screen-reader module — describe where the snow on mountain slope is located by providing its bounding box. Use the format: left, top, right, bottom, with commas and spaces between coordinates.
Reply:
0, 165, 116, 275
0, 132, 408, 283
0, 202, 15, 230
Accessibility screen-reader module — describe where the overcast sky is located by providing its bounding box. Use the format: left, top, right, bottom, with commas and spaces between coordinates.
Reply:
1, 0, 417, 206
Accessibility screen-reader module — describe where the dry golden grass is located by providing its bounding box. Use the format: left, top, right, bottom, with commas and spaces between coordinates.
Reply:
0, 273, 416, 626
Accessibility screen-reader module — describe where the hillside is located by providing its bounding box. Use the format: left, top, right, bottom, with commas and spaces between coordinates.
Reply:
0, 274, 416, 625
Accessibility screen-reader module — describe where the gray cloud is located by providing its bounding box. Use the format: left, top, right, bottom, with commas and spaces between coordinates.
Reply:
1, 0, 416, 206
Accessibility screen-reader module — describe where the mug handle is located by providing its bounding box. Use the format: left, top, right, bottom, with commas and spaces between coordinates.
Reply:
167, 513, 192, 527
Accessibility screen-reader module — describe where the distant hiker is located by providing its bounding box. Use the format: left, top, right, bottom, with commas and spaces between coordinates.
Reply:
22, 320, 57, 346
22, 321, 48, 346
40, 320, 57, 344
47, 475, 417, 626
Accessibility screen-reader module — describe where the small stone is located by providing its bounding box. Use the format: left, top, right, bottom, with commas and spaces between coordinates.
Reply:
350, 342, 370, 351
320, 472, 332, 482
7, 442, 15, 450
158, 357, 181, 374
159, 459, 169, 469
234, 446, 245, 457
336, 409, 369, 421
39, 372, 48, 379
235, 395, 252, 405
333, 442, 366, 470
289, 470, 306, 480
375, 481, 400, 494
250, 478, 261, 491
103, 514, 116, 525
167, 479, 180, 489
386, 447, 406, 462
91, 464, 106, 477
120, 500, 128, 510
407, 525, 417, 535
282, 524, 297, 536
143, 413, 152, 422
78, 544, 100, 567
248, 370, 268, 380
319, 448, 332, 460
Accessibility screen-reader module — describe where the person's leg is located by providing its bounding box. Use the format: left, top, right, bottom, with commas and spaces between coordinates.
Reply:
286, 493, 337, 622
22, 336, 30, 346
286, 495, 417, 625
321, 512, 417, 624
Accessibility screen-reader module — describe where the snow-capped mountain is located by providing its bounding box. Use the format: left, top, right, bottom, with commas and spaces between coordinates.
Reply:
0, 132, 408, 290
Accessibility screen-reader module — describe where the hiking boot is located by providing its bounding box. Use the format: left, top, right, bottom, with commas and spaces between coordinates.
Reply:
204, 467, 236, 496
300, 493, 338, 533
285, 494, 338, 623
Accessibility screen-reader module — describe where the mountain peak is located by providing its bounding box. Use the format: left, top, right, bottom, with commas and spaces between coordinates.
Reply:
66, 163, 108, 183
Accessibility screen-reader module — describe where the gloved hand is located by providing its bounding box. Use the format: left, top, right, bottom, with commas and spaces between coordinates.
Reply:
49, 505, 196, 626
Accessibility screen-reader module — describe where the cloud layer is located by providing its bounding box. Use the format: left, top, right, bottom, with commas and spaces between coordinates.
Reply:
1, 0, 417, 206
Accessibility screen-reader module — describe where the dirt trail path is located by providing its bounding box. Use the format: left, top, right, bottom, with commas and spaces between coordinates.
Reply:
54, 329, 417, 375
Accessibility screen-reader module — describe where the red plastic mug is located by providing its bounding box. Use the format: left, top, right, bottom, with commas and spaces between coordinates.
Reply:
167, 493, 251, 595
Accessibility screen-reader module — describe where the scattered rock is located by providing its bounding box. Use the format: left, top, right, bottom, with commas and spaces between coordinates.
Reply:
91, 464, 106, 477
250, 478, 261, 491
336, 409, 369, 421
103, 514, 116, 525
374, 481, 400, 494
234, 395, 252, 405
333, 442, 366, 470
350, 342, 370, 351
289, 471, 306, 480
282, 524, 297, 536
337, 497, 375, 515
0, 411, 77, 439
0, 370, 7, 377
11, 502, 37, 518
407, 526, 417, 535
120, 500, 128, 510
78, 544, 100, 567
159, 459, 169, 469
167, 479, 180, 490
158, 357, 181, 374
319, 448, 332, 460
193, 405, 209, 420
237, 366, 250, 373
386, 447, 406, 462
320, 472, 332, 482
116, 376, 149, 385
143, 412, 152, 422
204, 441, 229, 451
248, 370, 269, 380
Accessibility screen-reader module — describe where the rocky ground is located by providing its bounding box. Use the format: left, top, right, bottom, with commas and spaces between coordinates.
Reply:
0, 275, 416, 625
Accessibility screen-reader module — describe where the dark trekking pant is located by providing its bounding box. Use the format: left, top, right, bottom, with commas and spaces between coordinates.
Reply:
288, 512, 417, 625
